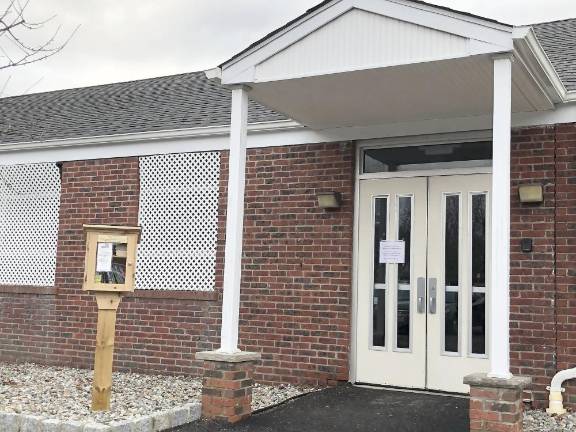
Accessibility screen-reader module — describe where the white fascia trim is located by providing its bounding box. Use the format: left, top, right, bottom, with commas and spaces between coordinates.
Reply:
222, 0, 513, 84
3, 105, 576, 166
513, 26, 573, 103
385, 0, 512, 32
0, 120, 301, 153
222, 0, 343, 71
204, 67, 222, 82
223, 0, 511, 72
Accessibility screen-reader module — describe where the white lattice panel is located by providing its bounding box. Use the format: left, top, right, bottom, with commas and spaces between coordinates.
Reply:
136, 152, 220, 291
0, 164, 61, 286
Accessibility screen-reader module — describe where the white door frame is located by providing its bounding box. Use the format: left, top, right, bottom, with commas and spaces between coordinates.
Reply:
349, 135, 494, 384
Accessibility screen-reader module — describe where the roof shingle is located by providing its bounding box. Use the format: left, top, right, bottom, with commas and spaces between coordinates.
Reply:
1, 17, 576, 146
533, 19, 576, 92
0, 71, 286, 144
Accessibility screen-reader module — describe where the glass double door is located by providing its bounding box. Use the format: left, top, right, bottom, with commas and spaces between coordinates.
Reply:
356, 174, 491, 393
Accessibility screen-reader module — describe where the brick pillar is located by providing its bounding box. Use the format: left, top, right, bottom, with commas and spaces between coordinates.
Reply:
464, 373, 532, 432
196, 351, 261, 424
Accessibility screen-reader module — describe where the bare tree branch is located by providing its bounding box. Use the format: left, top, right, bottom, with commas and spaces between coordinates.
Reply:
0, 0, 78, 70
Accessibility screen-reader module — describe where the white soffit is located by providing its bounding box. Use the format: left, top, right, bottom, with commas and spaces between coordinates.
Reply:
256, 8, 485, 82
248, 55, 552, 129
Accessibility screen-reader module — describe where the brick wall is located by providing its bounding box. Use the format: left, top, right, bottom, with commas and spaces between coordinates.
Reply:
239, 143, 355, 385
0, 158, 224, 376
1, 129, 575, 400
0, 290, 57, 364
509, 123, 576, 408
53, 158, 224, 375
0, 142, 354, 386
509, 126, 557, 405
554, 124, 576, 406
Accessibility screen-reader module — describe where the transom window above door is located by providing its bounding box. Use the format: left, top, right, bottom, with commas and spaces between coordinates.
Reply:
362, 142, 493, 174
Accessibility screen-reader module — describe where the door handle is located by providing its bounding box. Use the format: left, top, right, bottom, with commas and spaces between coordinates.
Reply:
429, 278, 437, 314
417, 277, 425, 314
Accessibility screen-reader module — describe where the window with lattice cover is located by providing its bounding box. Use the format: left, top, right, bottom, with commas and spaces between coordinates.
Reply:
0, 163, 61, 287
136, 152, 220, 291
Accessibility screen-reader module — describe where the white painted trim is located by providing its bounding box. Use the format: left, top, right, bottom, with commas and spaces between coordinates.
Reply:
219, 86, 250, 354
513, 27, 565, 103
204, 67, 222, 82
0, 120, 300, 153
222, 0, 513, 85
359, 167, 492, 181
358, 130, 492, 149
513, 26, 576, 104
3, 103, 576, 166
488, 55, 512, 379
349, 142, 362, 383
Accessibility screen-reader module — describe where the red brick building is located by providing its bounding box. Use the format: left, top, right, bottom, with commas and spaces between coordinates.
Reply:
2, 0, 576, 424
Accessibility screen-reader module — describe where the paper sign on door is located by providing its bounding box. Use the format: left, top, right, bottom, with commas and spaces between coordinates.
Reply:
96, 243, 113, 273
379, 240, 405, 264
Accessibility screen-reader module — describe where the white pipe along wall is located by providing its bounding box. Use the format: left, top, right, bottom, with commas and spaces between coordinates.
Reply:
547, 367, 576, 415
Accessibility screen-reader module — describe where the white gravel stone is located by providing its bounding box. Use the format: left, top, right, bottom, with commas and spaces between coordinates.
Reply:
525, 409, 576, 431
0, 361, 318, 430
0, 362, 201, 425
252, 383, 318, 411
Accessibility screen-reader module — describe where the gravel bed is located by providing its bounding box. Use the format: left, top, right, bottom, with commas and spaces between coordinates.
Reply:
0, 362, 317, 425
252, 383, 318, 411
525, 410, 576, 431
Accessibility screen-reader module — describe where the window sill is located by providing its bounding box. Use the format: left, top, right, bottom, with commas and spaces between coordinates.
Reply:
125, 290, 219, 301
0, 286, 220, 301
0, 285, 57, 296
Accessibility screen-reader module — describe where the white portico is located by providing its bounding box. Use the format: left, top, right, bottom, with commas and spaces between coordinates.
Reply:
209, 0, 565, 391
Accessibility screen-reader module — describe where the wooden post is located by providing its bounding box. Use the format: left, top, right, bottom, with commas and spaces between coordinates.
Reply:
82, 225, 141, 412
91, 292, 122, 412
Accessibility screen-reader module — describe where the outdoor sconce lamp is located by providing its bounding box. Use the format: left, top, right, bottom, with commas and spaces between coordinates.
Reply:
317, 192, 342, 209
518, 184, 544, 204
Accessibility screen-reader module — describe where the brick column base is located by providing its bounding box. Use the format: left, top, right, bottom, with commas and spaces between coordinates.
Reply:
196, 351, 261, 424
464, 373, 532, 432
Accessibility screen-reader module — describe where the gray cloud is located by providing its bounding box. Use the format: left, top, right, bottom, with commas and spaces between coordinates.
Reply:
0, 0, 575, 97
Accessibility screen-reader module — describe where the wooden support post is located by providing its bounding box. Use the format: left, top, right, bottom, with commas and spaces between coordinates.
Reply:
91, 292, 122, 412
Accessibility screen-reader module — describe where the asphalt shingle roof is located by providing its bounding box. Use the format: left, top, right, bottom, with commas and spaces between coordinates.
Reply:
533, 19, 576, 92
0, 71, 286, 144
1, 17, 575, 145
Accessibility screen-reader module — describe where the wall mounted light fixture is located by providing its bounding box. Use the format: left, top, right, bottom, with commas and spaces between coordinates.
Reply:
518, 184, 544, 204
317, 192, 342, 210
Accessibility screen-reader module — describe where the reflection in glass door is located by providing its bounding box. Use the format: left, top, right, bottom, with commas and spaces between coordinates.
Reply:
356, 174, 491, 393
426, 174, 491, 393
356, 177, 427, 389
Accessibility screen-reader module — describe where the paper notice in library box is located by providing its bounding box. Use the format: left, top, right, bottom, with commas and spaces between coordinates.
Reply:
379, 240, 405, 264
96, 243, 113, 272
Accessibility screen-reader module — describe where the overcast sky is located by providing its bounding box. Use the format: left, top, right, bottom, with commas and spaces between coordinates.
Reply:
1, 0, 575, 98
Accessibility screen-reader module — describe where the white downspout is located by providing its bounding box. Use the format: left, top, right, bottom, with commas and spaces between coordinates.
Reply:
547, 367, 576, 415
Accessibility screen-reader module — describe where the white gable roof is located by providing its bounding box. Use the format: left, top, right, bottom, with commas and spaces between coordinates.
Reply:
222, 0, 513, 85
255, 8, 475, 82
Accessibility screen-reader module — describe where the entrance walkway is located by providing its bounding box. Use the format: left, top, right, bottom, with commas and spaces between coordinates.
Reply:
173, 385, 469, 432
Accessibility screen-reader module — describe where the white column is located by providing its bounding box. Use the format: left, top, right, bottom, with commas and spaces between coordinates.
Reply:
219, 86, 249, 354
489, 54, 513, 379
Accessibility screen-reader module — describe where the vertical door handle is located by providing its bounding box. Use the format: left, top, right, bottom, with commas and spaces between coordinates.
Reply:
429, 278, 437, 314
417, 277, 425, 314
